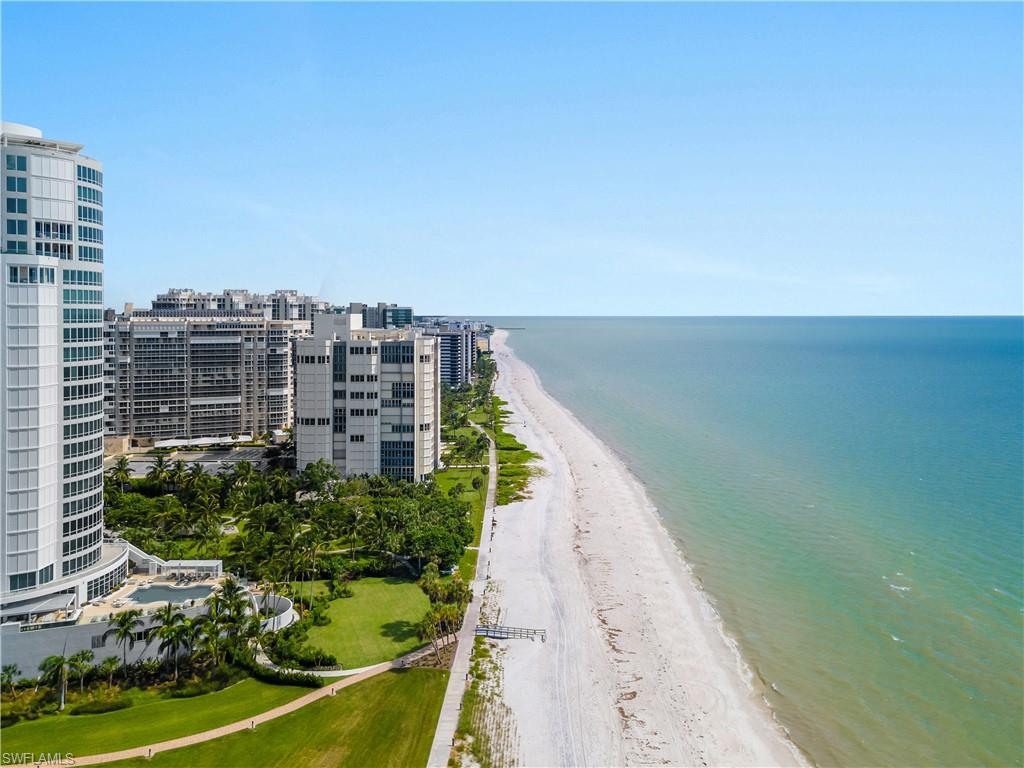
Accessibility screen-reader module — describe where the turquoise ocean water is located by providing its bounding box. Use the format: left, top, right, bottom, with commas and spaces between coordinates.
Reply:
488, 317, 1022, 768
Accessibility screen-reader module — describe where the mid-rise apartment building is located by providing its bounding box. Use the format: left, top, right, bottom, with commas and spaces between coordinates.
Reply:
295, 313, 440, 481
345, 301, 414, 329
1, 122, 129, 619
152, 288, 331, 321
104, 306, 311, 440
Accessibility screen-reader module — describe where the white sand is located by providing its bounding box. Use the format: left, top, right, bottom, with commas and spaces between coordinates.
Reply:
486, 330, 806, 767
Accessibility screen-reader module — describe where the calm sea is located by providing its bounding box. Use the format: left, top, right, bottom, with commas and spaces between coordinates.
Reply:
486, 317, 1023, 768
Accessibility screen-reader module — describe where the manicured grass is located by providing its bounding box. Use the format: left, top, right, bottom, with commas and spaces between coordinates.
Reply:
458, 546, 479, 582
0, 678, 309, 757
113, 668, 448, 768
305, 577, 430, 668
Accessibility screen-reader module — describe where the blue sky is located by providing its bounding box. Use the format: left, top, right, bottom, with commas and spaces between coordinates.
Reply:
2, 2, 1021, 315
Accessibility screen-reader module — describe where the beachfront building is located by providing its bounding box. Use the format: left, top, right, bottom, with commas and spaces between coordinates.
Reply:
103, 305, 311, 441
294, 312, 441, 481
1, 122, 131, 629
152, 287, 332, 321
423, 324, 479, 386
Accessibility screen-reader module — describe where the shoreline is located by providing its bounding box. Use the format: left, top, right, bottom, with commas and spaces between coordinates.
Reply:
486, 329, 807, 767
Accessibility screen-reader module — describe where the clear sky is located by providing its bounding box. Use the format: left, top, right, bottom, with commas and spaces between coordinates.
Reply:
2, 2, 1021, 315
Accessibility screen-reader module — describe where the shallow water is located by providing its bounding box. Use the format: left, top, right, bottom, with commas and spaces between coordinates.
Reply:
488, 317, 1023, 767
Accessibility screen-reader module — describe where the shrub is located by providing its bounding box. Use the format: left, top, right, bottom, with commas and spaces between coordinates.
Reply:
69, 698, 131, 716
1, 713, 20, 727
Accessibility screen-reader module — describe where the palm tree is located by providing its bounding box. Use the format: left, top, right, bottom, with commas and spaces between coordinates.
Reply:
147, 455, 171, 491
2, 664, 20, 698
105, 609, 144, 676
110, 455, 131, 494
69, 649, 94, 694
269, 469, 293, 502
38, 654, 72, 711
98, 656, 119, 688
157, 622, 190, 681
169, 459, 189, 493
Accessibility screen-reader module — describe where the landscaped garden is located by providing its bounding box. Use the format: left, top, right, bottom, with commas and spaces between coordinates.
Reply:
111, 668, 448, 768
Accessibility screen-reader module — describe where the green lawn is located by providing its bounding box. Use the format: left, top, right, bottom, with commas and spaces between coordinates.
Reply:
112, 668, 447, 768
305, 577, 430, 668
0, 678, 309, 757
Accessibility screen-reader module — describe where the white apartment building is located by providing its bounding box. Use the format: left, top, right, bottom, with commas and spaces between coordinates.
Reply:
152, 288, 331, 322
1, 123, 129, 621
104, 306, 311, 440
295, 313, 440, 482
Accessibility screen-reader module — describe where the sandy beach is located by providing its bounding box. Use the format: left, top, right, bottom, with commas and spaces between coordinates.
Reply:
486, 330, 805, 767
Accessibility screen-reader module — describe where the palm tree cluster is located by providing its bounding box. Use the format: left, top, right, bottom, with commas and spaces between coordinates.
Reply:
105, 459, 474, 590
416, 562, 472, 664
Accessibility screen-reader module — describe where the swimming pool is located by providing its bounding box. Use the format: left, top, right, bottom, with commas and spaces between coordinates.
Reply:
126, 585, 214, 605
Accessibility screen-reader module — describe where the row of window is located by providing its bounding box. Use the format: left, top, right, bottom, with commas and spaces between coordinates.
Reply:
78, 205, 102, 224
349, 408, 379, 417
64, 509, 102, 537
296, 417, 331, 426
5, 240, 28, 253
64, 363, 102, 381
64, 345, 102, 362
87, 562, 127, 601
63, 529, 102, 559
63, 546, 101, 577
348, 391, 379, 400
297, 354, 329, 365
8, 564, 53, 592
349, 374, 379, 382
37, 221, 74, 240
64, 288, 103, 304
64, 308, 102, 323
64, 435, 103, 459
66, 326, 102, 342
63, 268, 102, 285
381, 345, 415, 364
349, 346, 374, 355
37, 242, 73, 259
77, 165, 103, 186
391, 382, 415, 398
65, 417, 102, 440
64, 400, 103, 421
7, 265, 56, 284
79, 246, 103, 263
64, 491, 102, 518
78, 225, 103, 243
63, 454, 102, 479
77, 185, 103, 205
64, 473, 102, 499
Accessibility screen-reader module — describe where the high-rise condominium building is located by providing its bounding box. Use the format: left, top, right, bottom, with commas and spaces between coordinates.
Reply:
152, 288, 331, 321
295, 313, 440, 481
104, 305, 311, 440
1, 123, 129, 618
424, 324, 479, 387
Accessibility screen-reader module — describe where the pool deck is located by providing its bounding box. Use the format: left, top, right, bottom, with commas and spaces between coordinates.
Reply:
76, 576, 222, 624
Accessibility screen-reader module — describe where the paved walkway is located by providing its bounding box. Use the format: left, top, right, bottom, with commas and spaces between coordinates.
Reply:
426, 422, 498, 767
16, 651, 427, 767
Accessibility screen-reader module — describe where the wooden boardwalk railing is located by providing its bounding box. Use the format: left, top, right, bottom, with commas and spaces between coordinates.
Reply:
475, 623, 547, 642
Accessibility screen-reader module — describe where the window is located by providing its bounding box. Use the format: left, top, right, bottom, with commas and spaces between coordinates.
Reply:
350, 434, 365, 442
77, 185, 103, 204
6, 198, 27, 214
77, 205, 103, 224
36, 221, 73, 240
79, 246, 103, 263
6, 154, 27, 172
6, 219, 27, 235
5, 177, 27, 192
7, 265, 55, 284
5, 240, 28, 254
8, 572, 36, 591
63, 269, 102, 286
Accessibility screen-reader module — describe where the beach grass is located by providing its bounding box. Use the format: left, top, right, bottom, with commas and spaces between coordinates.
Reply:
303, 577, 429, 668
0, 678, 309, 757
111, 668, 448, 768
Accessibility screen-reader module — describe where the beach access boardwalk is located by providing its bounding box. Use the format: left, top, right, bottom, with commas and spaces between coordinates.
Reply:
426, 422, 499, 768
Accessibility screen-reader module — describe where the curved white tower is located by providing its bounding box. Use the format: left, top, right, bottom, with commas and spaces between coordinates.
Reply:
1, 123, 128, 622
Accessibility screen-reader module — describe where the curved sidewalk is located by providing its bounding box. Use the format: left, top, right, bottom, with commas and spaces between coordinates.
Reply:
426, 421, 498, 767
15, 658, 399, 767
